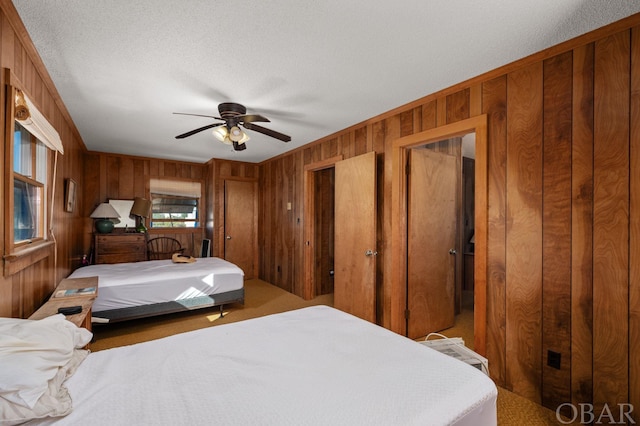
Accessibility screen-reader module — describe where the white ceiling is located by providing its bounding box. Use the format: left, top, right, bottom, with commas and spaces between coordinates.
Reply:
12, 1, 640, 164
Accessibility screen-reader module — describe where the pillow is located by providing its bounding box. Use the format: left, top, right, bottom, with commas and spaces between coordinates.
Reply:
0, 315, 92, 409
0, 349, 89, 425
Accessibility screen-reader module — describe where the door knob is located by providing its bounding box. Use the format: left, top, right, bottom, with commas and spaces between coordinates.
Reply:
226, 235, 232, 240
449, 249, 457, 255
365, 249, 378, 257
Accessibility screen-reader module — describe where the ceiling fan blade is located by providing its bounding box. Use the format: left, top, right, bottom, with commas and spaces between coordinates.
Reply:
240, 114, 270, 124
243, 122, 291, 142
232, 141, 247, 151
173, 112, 223, 120
175, 122, 224, 139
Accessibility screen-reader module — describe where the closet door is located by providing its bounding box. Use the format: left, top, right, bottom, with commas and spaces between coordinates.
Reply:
407, 148, 458, 338
224, 180, 257, 279
334, 152, 377, 323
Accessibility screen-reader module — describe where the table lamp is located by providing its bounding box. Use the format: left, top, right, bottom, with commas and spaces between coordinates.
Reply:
90, 203, 120, 233
130, 197, 152, 233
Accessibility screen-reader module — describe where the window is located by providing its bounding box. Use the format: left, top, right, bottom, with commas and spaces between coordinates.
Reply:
12, 121, 47, 245
5, 86, 63, 264
151, 194, 199, 228
149, 179, 201, 228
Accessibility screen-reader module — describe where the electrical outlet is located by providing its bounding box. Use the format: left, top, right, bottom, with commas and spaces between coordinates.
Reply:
547, 350, 561, 369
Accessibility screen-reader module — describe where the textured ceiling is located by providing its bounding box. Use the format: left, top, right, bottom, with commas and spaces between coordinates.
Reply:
11, 1, 640, 164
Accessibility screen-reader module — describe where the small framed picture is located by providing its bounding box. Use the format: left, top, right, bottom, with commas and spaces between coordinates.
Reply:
65, 178, 77, 213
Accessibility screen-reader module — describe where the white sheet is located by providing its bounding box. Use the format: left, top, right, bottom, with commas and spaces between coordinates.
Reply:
67, 257, 244, 312
31, 306, 497, 426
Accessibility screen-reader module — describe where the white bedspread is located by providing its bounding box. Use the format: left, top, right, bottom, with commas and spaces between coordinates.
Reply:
68, 257, 244, 312
31, 306, 497, 426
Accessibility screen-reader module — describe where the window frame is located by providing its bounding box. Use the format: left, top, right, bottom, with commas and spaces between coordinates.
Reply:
150, 192, 200, 229
13, 166, 46, 247
147, 178, 203, 230
4, 81, 50, 256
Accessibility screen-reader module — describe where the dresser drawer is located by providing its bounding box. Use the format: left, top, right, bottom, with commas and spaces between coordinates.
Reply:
95, 252, 147, 264
94, 233, 147, 264
95, 236, 145, 253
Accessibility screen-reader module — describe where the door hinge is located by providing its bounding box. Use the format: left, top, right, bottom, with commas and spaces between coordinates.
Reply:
404, 309, 410, 320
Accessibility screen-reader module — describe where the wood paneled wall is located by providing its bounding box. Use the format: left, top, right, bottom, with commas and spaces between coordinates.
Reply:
83, 152, 207, 257
259, 15, 640, 413
0, 2, 87, 318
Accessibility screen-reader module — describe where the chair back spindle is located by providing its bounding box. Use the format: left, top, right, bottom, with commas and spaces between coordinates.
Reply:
147, 237, 184, 260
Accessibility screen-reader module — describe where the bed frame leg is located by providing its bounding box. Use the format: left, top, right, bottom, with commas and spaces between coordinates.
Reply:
219, 304, 224, 318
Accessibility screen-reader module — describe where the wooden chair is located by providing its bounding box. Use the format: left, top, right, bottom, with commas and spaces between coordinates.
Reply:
147, 237, 185, 260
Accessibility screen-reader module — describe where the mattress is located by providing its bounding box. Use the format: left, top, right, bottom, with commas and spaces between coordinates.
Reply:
67, 257, 244, 313
30, 306, 497, 426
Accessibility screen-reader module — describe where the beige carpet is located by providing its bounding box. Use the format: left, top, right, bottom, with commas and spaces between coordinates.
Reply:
90, 279, 562, 425
90, 278, 333, 351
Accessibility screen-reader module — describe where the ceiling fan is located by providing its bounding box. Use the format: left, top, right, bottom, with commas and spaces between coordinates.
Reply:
174, 102, 291, 151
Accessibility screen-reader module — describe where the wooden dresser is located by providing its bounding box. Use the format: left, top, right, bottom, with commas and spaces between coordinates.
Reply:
94, 233, 147, 264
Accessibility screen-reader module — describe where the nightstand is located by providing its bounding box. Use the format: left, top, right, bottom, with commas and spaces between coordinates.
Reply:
29, 276, 98, 331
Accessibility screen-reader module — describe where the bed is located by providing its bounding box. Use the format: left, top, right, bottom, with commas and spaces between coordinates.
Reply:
2, 306, 498, 425
66, 257, 244, 322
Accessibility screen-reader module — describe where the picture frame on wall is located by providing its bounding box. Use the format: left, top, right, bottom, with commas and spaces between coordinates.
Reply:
65, 178, 77, 213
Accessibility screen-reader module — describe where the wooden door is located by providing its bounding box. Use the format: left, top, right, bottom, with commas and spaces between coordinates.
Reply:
334, 152, 377, 322
224, 180, 257, 279
407, 148, 458, 338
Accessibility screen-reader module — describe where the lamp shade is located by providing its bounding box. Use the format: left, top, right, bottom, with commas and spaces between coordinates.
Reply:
130, 197, 151, 218
90, 203, 120, 233
90, 203, 120, 219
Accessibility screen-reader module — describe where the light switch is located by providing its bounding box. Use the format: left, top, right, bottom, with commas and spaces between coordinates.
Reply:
287, 202, 292, 211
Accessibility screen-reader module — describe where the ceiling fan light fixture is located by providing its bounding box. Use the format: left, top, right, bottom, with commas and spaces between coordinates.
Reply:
238, 131, 250, 145
229, 125, 250, 144
229, 125, 242, 141
212, 126, 233, 145
175, 102, 289, 147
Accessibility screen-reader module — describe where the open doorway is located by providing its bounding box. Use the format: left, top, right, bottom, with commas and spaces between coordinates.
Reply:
302, 155, 343, 301
313, 167, 335, 296
413, 134, 477, 348
390, 115, 487, 355
406, 134, 475, 349
457, 134, 476, 347
302, 152, 376, 324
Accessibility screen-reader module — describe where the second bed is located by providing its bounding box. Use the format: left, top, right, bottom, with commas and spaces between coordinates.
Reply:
67, 257, 245, 322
